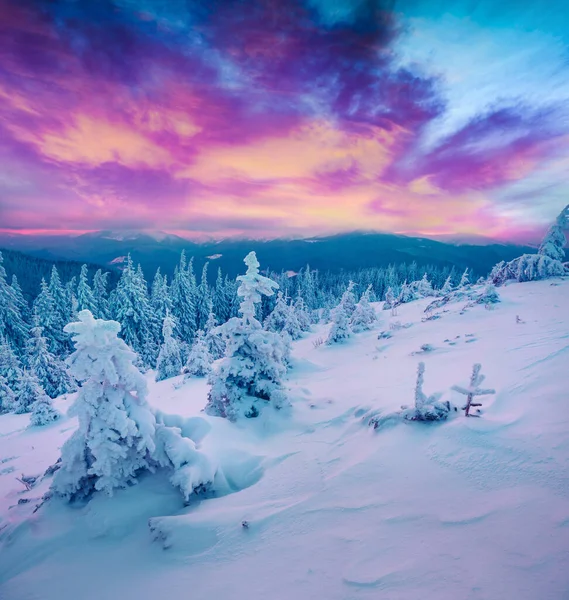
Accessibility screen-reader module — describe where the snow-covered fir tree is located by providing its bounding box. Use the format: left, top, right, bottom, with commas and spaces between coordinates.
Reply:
136, 264, 161, 368
156, 312, 183, 382
151, 268, 172, 325
264, 292, 289, 332
109, 255, 155, 364
29, 392, 61, 427
264, 292, 302, 339
76, 264, 96, 313
170, 252, 197, 343
49, 266, 70, 325
458, 268, 470, 288
92, 269, 110, 319
205, 252, 287, 420
407, 362, 450, 421
440, 275, 453, 296
415, 273, 434, 297
25, 319, 76, 398
184, 329, 212, 378
10, 274, 30, 324
538, 204, 568, 262
213, 267, 231, 323
350, 285, 377, 333
326, 302, 352, 344
490, 254, 566, 285
477, 282, 500, 304
341, 281, 357, 318
204, 308, 225, 360
195, 262, 211, 332
383, 286, 396, 311
293, 293, 311, 332
13, 368, 46, 414
0, 375, 15, 414
53, 310, 159, 499
33, 278, 65, 355
0, 337, 22, 390
282, 304, 302, 340
398, 281, 415, 304
0, 251, 28, 350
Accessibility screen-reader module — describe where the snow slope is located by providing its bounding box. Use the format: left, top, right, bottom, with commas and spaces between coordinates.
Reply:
1, 279, 569, 600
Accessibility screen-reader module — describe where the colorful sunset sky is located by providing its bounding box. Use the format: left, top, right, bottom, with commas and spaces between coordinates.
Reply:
0, 0, 568, 241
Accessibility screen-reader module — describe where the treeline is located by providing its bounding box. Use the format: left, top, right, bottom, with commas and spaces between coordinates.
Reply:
0, 248, 120, 302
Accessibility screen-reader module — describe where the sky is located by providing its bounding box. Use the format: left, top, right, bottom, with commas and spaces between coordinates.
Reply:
0, 0, 568, 242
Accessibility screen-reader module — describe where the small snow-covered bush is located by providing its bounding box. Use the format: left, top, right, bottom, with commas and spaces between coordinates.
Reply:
154, 424, 217, 501
404, 362, 451, 422
29, 394, 61, 427
477, 283, 500, 304
452, 363, 495, 417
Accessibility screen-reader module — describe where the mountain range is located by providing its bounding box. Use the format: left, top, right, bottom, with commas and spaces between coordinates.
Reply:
0, 230, 539, 284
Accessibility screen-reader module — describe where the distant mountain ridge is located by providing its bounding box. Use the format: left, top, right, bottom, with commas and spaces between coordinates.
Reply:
0, 230, 542, 285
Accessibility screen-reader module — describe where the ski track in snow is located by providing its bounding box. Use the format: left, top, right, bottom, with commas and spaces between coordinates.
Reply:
1, 279, 569, 599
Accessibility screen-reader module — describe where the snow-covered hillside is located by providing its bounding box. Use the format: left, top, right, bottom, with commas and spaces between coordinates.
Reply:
1, 279, 568, 600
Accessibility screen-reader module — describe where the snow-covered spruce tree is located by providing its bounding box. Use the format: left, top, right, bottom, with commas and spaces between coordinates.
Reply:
29, 392, 61, 427
92, 269, 110, 319
458, 268, 470, 288
205, 252, 287, 421
0, 375, 15, 413
383, 286, 397, 312
184, 329, 212, 378
34, 278, 66, 355
49, 266, 70, 325
0, 337, 22, 391
326, 300, 352, 345
26, 320, 76, 398
440, 275, 453, 296
264, 292, 289, 332
204, 308, 225, 360
538, 204, 569, 262
350, 284, 377, 333
477, 282, 500, 305
156, 312, 183, 382
341, 281, 357, 318
398, 281, 415, 304
196, 262, 211, 332
282, 306, 302, 340
406, 362, 451, 421
170, 252, 198, 344
213, 267, 231, 323
10, 274, 30, 324
53, 310, 159, 499
415, 273, 434, 298
76, 264, 96, 313
489, 253, 566, 285
0, 251, 28, 351
151, 268, 172, 326
109, 255, 155, 364
293, 294, 311, 332
264, 292, 302, 340
13, 369, 46, 414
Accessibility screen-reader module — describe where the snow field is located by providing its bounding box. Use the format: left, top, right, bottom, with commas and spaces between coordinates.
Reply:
1, 279, 568, 599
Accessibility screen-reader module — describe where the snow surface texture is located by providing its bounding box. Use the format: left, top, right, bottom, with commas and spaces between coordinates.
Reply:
1, 279, 569, 599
